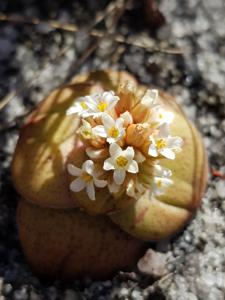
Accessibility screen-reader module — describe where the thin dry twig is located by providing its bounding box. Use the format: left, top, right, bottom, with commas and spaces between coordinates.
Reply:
0, 1, 130, 115
0, 13, 182, 55
64, 0, 130, 82
0, 2, 181, 113
0, 91, 16, 111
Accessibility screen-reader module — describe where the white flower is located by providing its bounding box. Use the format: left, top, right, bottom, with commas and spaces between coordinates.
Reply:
92, 113, 125, 144
78, 119, 93, 139
126, 178, 145, 199
66, 96, 90, 117
152, 177, 173, 196
141, 89, 160, 109
120, 111, 133, 126
149, 107, 174, 127
152, 164, 173, 196
85, 91, 119, 118
148, 124, 183, 160
103, 143, 138, 185
154, 164, 172, 178
67, 160, 107, 201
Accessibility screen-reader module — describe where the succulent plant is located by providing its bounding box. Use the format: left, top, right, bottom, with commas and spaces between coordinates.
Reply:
11, 70, 207, 279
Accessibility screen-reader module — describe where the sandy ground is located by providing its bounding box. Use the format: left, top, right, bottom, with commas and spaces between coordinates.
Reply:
0, 0, 225, 299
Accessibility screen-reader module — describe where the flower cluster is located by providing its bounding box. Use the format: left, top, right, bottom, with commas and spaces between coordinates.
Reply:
66, 87, 183, 201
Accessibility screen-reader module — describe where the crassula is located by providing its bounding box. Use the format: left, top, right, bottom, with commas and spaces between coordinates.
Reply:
12, 70, 207, 279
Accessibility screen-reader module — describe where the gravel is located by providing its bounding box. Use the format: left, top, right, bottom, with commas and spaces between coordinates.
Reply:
0, 0, 225, 299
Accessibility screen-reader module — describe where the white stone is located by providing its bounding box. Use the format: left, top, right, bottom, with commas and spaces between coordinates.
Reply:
215, 180, 225, 198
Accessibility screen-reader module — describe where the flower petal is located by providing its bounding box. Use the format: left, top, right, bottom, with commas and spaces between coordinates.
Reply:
113, 169, 126, 185
67, 164, 82, 176
141, 89, 159, 108
102, 113, 115, 130
120, 111, 133, 125
103, 91, 119, 108
154, 164, 172, 177
115, 117, 124, 129
70, 178, 86, 192
109, 143, 122, 157
124, 146, 134, 161
157, 123, 170, 138
159, 148, 175, 159
86, 182, 95, 201
85, 96, 97, 110
162, 178, 173, 187
92, 125, 107, 137
102, 91, 115, 101
154, 177, 173, 192
151, 108, 174, 126
103, 158, 115, 170
167, 136, 183, 149
106, 137, 117, 144
127, 160, 139, 173
82, 160, 94, 174
162, 111, 174, 124
148, 144, 158, 157
66, 106, 79, 116
94, 178, 107, 188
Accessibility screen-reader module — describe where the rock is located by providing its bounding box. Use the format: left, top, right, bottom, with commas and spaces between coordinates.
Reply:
130, 289, 143, 300
119, 287, 129, 297
137, 249, 168, 278
215, 180, 225, 198
13, 287, 28, 300
30, 289, 42, 300
64, 289, 83, 300
2, 284, 13, 296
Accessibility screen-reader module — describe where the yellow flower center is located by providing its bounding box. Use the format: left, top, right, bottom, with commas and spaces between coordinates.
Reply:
81, 172, 92, 182
97, 100, 107, 112
108, 126, 119, 139
156, 138, 167, 149
116, 156, 128, 168
81, 129, 91, 139
80, 101, 87, 109
157, 179, 162, 188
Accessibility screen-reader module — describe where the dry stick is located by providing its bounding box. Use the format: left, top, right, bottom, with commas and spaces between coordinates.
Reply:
0, 2, 120, 111
104, 0, 132, 64
0, 1, 128, 113
92, 0, 131, 29
0, 2, 116, 111
0, 91, 16, 111
0, 1, 115, 111
0, 2, 182, 111
65, 0, 130, 82
0, 13, 182, 55
110, 45, 126, 64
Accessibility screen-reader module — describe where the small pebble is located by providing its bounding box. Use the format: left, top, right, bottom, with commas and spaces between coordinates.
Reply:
131, 290, 143, 300
215, 180, 225, 198
64, 289, 82, 300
